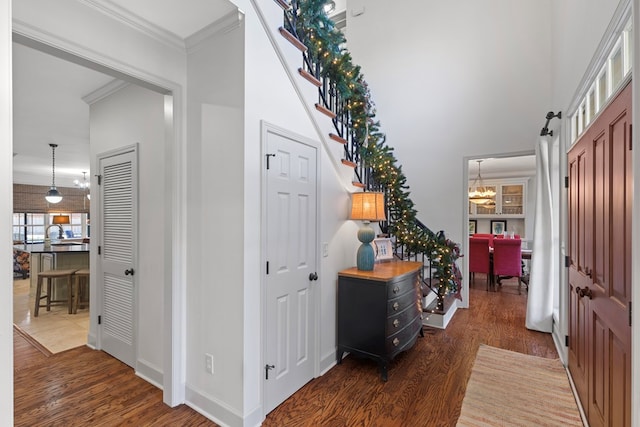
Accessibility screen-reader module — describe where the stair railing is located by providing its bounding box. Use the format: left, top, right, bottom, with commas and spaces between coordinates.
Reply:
277, 0, 459, 306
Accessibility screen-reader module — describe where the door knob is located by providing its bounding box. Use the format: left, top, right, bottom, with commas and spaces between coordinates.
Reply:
124, 268, 135, 276
308, 272, 318, 281
576, 286, 593, 299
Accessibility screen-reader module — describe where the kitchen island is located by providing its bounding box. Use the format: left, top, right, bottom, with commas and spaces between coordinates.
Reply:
13, 242, 90, 297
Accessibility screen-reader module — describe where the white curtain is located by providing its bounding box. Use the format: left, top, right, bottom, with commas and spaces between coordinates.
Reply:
526, 138, 555, 332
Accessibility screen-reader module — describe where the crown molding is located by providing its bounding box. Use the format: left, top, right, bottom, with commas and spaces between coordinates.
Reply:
78, 0, 186, 52
82, 79, 130, 105
185, 10, 244, 54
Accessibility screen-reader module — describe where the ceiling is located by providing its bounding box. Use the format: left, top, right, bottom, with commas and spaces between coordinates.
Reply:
12, 0, 535, 189
12, 0, 236, 188
469, 155, 537, 180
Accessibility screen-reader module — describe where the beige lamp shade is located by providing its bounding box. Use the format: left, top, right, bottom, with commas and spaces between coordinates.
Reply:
52, 214, 70, 225
350, 192, 386, 221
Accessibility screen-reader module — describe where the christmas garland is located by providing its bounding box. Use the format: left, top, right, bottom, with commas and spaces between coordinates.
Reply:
294, 0, 462, 296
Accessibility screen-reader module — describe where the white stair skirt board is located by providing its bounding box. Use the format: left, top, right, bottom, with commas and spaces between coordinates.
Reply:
422, 294, 458, 329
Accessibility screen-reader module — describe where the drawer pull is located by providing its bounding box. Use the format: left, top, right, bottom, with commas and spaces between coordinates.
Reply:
392, 302, 399, 311
393, 319, 400, 328
392, 338, 400, 346
393, 285, 400, 294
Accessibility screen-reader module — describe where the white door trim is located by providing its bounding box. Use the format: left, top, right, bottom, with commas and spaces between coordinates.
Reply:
260, 120, 321, 416
11, 29, 186, 406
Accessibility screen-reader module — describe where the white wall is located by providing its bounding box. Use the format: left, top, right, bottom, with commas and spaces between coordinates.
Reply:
184, 3, 358, 424
345, 0, 553, 249
183, 14, 246, 425
89, 84, 167, 383
550, 0, 622, 109
1, 0, 13, 419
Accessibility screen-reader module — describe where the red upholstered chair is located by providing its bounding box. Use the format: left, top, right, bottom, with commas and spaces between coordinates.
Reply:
472, 233, 494, 248
494, 233, 520, 240
469, 237, 491, 290
492, 238, 523, 294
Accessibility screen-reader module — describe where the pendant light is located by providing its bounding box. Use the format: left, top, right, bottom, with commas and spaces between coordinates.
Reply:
469, 160, 496, 205
45, 143, 63, 204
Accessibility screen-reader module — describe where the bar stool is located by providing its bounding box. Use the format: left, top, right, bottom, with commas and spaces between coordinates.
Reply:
72, 268, 90, 314
34, 269, 78, 316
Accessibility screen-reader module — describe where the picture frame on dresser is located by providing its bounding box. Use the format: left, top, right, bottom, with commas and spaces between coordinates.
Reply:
373, 238, 393, 261
490, 220, 507, 235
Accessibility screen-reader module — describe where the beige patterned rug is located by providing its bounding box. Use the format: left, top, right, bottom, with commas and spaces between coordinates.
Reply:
457, 345, 583, 426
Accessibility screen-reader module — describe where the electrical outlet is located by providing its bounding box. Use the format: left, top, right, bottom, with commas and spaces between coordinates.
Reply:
322, 242, 329, 257
205, 353, 214, 374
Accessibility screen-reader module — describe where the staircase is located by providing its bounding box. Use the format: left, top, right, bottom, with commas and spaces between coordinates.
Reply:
271, 0, 462, 311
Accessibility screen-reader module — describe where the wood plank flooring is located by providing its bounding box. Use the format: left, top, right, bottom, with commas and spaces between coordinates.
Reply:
14, 276, 556, 426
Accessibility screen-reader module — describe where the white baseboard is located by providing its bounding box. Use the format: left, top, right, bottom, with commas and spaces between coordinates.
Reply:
135, 358, 163, 389
422, 298, 458, 329
185, 385, 244, 427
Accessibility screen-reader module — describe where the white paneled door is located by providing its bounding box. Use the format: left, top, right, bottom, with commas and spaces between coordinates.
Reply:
264, 126, 318, 414
97, 145, 138, 368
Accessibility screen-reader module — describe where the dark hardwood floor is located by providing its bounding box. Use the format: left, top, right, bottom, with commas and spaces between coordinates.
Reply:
14, 276, 556, 426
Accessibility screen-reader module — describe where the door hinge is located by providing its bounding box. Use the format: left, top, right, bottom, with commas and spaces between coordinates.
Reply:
565, 335, 569, 347
265, 364, 275, 380
266, 153, 276, 169
98, 245, 102, 255
96, 174, 102, 185
564, 176, 569, 188
565, 255, 570, 268
266, 261, 269, 275
629, 301, 632, 327
98, 315, 102, 325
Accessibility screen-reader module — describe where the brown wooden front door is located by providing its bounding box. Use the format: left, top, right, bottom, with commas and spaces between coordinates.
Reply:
567, 81, 632, 427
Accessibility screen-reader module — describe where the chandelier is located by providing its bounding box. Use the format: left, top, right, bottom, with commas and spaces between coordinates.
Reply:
468, 160, 496, 205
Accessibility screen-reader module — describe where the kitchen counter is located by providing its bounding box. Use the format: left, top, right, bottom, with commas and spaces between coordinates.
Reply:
14, 242, 90, 297
13, 242, 90, 253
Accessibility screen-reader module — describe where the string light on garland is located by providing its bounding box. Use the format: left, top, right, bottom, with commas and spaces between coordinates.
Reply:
295, 0, 462, 297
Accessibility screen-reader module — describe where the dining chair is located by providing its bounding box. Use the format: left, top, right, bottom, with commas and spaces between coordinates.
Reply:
492, 238, 523, 294
469, 237, 491, 290
472, 233, 494, 248
494, 233, 520, 240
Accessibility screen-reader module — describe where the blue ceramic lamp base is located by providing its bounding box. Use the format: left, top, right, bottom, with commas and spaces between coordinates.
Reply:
356, 221, 376, 271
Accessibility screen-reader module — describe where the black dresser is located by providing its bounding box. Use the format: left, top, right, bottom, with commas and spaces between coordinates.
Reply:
337, 260, 423, 381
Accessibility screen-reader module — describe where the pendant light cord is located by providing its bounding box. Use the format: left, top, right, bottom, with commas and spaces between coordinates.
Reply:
50, 143, 57, 188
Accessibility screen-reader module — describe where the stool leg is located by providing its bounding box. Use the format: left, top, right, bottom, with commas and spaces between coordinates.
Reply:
46, 278, 52, 312
34, 275, 43, 317
72, 276, 79, 314
67, 275, 73, 314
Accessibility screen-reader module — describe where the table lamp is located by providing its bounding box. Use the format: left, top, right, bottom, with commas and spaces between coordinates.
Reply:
350, 192, 386, 270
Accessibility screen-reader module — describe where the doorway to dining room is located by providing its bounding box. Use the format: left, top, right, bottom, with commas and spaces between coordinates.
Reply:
463, 153, 536, 303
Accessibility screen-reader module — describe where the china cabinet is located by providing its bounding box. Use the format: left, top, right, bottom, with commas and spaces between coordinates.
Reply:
469, 179, 527, 218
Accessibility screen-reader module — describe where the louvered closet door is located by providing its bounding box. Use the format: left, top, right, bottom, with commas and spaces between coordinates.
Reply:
99, 147, 137, 368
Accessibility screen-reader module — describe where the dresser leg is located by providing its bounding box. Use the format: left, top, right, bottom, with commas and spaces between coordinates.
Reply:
336, 349, 344, 364
379, 363, 388, 382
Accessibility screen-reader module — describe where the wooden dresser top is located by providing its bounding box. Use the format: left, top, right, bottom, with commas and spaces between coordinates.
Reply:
338, 260, 423, 282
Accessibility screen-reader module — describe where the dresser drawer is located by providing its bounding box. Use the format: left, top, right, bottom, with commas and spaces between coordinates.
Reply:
387, 285, 418, 314
385, 315, 422, 356
386, 273, 419, 299
385, 302, 421, 336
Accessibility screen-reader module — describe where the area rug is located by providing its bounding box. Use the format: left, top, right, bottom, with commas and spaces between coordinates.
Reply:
457, 345, 583, 426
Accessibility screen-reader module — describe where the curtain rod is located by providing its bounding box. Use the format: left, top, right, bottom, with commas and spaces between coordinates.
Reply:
540, 111, 562, 136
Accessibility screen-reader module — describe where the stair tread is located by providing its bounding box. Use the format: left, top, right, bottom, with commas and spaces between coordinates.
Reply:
299, 68, 321, 87
315, 103, 337, 119
278, 27, 307, 52
329, 133, 348, 144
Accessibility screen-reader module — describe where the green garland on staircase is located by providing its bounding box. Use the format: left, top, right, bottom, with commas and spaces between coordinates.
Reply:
295, 0, 462, 297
